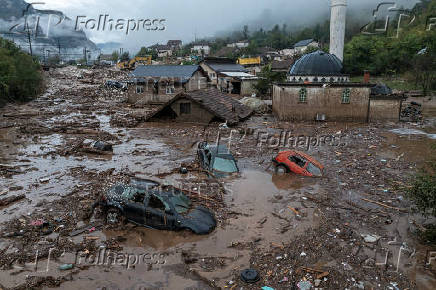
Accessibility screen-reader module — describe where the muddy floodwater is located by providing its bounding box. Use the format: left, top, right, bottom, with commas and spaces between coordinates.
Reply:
0, 67, 436, 289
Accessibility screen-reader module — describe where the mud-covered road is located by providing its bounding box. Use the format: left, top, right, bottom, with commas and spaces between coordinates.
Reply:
0, 66, 435, 289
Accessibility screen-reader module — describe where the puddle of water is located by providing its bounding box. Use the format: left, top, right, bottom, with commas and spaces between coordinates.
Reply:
85, 168, 322, 288
390, 128, 436, 140
0, 127, 176, 223
379, 132, 435, 163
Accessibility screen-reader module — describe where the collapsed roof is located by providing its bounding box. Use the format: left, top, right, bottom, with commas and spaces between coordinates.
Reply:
146, 88, 252, 125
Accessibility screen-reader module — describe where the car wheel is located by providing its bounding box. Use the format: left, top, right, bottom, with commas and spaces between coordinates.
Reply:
106, 208, 123, 225
275, 165, 288, 174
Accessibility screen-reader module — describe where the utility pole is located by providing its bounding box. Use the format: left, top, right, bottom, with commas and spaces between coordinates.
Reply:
26, 24, 33, 56
83, 47, 88, 64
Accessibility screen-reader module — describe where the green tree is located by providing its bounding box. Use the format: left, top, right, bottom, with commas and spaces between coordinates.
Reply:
136, 47, 157, 60
111, 50, 119, 62
120, 52, 130, 61
253, 65, 287, 96
0, 37, 43, 106
242, 25, 249, 39
407, 143, 436, 243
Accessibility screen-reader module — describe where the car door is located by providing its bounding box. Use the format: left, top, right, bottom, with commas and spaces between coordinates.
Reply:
144, 194, 168, 229
123, 201, 146, 225
288, 155, 307, 175
205, 150, 212, 171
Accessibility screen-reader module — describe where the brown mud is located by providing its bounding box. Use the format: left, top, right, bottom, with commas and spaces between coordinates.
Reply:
0, 66, 435, 289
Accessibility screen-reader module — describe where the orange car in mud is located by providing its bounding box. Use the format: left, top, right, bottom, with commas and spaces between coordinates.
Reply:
272, 150, 324, 177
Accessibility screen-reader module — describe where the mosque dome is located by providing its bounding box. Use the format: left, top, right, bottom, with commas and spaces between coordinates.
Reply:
289, 50, 344, 76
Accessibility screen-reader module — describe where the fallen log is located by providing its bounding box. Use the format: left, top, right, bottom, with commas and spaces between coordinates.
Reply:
0, 194, 25, 206
361, 198, 408, 213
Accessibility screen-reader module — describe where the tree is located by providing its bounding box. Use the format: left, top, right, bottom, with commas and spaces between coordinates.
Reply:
412, 49, 436, 96
408, 144, 436, 243
120, 52, 130, 61
243, 25, 249, 40
111, 50, 119, 62
136, 47, 157, 60
253, 65, 287, 96
0, 37, 43, 106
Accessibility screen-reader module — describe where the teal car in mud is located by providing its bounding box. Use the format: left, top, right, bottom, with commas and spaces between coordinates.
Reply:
197, 141, 239, 177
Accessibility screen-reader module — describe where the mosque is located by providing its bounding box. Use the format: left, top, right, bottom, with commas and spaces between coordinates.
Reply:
272, 0, 405, 122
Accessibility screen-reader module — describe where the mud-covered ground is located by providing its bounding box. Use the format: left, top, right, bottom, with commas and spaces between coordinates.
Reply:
0, 66, 435, 290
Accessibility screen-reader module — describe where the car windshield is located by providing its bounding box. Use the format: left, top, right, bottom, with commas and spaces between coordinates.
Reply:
169, 194, 191, 214
212, 157, 238, 173
306, 162, 322, 177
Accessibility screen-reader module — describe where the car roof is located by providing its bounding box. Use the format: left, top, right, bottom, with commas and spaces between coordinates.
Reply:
205, 144, 234, 157
284, 150, 324, 169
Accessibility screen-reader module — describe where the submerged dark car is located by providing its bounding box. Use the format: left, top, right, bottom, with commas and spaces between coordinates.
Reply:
99, 179, 216, 235
197, 141, 239, 177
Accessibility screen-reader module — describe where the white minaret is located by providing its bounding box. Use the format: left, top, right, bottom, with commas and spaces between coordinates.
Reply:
329, 0, 347, 62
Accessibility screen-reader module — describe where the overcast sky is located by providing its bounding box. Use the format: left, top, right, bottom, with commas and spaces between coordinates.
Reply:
39, 0, 420, 50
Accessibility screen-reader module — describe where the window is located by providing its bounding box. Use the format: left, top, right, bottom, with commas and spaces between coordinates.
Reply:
148, 195, 166, 211
136, 86, 144, 93
299, 88, 307, 103
342, 88, 351, 104
180, 102, 191, 114
209, 72, 216, 78
166, 85, 175, 94
289, 155, 306, 167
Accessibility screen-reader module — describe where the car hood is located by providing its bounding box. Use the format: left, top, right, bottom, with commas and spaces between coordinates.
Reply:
179, 206, 216, 235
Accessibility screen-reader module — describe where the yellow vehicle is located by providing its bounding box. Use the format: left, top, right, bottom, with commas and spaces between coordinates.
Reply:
117, 55, 152, 70
237, 56, 261, 66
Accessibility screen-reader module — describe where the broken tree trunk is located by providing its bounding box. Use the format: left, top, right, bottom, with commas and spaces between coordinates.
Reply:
0, 194, 25, 206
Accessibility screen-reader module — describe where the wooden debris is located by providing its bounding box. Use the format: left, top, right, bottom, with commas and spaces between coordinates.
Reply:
0, 194, 25, 207
288, 206, 300, 216
361, 198, 408, 213
271, 242, 284, 249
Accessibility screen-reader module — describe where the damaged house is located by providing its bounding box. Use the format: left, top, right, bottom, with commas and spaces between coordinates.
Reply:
200, 57, 258, 95
145, 88, 252, 125
148, 44, 173, 58
127, 65, 208, 104
369, 83, 406, 122
293, 39, 319, 54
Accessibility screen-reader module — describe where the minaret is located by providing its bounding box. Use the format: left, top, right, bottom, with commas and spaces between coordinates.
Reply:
329, 0, 347, 62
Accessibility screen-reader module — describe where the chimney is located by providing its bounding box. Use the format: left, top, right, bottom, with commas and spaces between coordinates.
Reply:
363, 70, 370, 83
329, 0, 347, 62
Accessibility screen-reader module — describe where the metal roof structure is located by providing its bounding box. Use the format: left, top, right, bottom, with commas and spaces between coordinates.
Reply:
131, 65, 200, 81
220, 71, 257, 78
207, 63, 247, 73
294, 39, 315, 48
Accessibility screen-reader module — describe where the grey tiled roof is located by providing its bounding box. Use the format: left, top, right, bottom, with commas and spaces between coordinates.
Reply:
207, 63, 247, 73
131, 65, 200, 80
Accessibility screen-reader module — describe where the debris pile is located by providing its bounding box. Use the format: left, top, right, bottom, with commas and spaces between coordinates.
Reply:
401, 101, 422, 122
